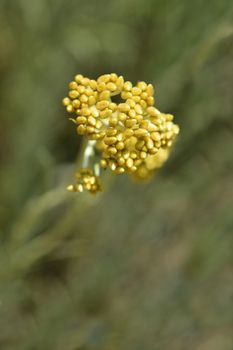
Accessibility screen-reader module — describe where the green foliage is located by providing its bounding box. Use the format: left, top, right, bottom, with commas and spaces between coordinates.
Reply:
0, 0, 232, 349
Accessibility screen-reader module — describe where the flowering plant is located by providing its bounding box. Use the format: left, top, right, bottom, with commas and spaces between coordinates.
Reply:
63, 73, 179, 193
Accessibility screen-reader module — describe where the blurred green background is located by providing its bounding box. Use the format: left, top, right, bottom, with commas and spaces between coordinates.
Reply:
0, 0, 233, 349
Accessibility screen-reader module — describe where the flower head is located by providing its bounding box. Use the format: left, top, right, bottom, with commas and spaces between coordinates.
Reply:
63, 73, 180, 193
66, 168, 102, 194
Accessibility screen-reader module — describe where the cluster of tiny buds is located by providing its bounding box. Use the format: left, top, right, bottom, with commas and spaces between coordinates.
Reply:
63, 73, 180, 192
67, 168, 102, 194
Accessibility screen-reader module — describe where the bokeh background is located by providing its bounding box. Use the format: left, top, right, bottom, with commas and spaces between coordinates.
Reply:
0, 1, 233, 349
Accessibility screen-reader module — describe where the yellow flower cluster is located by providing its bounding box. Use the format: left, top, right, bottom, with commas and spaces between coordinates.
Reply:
66, 168, 102, 194
63, 73, 180, 193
